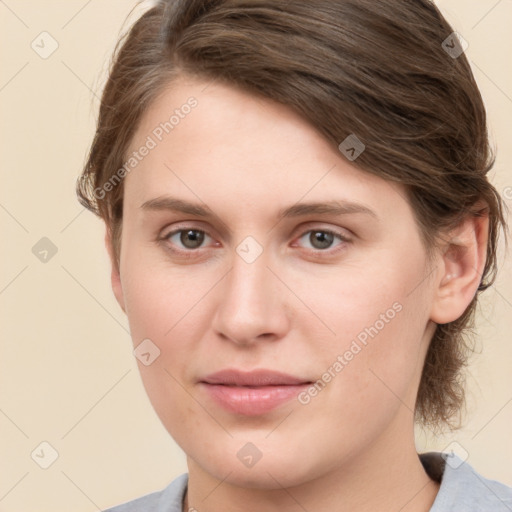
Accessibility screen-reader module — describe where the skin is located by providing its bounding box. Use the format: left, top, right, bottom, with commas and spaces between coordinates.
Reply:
106, 76, 488, 512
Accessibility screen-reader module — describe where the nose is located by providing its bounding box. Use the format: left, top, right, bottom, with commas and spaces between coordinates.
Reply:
211, 247, 291, 346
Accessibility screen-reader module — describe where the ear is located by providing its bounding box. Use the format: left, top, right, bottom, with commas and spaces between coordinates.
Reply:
104, 227, 126, 314
430, 208, 489, 324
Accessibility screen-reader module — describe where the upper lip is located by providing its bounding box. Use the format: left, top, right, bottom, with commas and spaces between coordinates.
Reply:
201, 369, 311, 387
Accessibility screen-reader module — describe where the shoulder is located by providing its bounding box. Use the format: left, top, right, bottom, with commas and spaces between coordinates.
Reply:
102, 473, 188, 512
424, 452, 512, 512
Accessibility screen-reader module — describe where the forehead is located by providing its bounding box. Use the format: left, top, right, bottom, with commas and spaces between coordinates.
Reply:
124, 76, 408, 222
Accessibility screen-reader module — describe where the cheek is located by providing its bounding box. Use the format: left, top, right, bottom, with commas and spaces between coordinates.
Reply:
302, 252, 431, 410
120, 261, 210, 438
119, 256, 221, 417
293, 254, 425, 349
121, 255, 216, 346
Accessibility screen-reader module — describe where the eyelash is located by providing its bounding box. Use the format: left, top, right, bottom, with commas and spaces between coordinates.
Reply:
159, 225, 351, 259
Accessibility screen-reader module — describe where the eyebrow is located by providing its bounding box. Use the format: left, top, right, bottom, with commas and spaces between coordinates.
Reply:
140, 196, 377, 219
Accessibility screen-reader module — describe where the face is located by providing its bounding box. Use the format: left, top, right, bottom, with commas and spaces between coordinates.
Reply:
112, 76, 440, 489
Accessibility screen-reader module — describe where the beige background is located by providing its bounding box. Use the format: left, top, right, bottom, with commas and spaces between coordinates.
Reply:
0, 1, 511, 511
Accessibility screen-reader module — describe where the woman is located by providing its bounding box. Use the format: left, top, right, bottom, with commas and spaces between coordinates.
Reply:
77, 0, 512, 510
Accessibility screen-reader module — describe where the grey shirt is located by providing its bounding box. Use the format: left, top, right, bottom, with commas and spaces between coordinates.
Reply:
103, 452, 512, 512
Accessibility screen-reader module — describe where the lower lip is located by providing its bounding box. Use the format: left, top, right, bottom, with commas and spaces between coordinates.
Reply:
200, 383, 310, 416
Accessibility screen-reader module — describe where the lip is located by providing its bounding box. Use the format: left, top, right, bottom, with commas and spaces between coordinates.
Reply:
199, 369, 312, 416
201, 369, 310, 387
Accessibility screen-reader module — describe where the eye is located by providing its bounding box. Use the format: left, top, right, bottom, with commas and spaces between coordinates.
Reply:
295, 229, 349, 252
163, 228, 213, 251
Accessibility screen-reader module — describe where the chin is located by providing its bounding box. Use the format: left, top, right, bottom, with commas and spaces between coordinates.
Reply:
188, 440, 321, 490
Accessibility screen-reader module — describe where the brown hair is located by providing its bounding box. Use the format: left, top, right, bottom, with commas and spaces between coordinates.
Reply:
77, 0, 508, 430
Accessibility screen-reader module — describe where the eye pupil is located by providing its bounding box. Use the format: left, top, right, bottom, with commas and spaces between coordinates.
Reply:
310, 231, 334, 249
180, 229, 204, 249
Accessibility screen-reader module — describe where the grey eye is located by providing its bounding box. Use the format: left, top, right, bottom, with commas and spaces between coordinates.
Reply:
298, 230, 343, 250
167, 229, 209, 249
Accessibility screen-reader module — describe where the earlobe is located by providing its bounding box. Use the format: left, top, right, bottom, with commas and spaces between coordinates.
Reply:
104, 227, 126, 314
430, 210, 489, 325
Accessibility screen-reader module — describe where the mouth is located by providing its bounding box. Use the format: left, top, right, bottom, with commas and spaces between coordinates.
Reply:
199, 369, 313, 416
